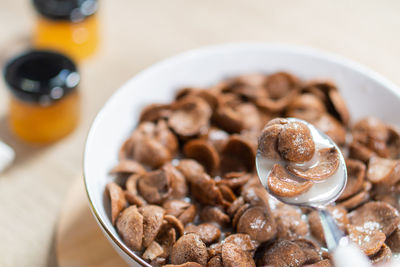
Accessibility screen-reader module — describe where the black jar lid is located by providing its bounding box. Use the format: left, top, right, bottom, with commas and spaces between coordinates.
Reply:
4, 50, 80, 105
32, 0, 98, 22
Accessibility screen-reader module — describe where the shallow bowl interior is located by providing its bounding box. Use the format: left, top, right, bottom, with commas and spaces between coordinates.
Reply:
84, 43, 400, 266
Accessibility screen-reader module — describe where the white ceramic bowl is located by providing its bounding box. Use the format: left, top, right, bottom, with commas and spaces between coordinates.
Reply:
84, 43, 400, 266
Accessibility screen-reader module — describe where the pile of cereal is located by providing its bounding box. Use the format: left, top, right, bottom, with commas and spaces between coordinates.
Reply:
107, 72, 400, 267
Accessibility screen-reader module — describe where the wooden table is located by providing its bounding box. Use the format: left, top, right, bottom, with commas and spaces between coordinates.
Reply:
0, 0, 400, 266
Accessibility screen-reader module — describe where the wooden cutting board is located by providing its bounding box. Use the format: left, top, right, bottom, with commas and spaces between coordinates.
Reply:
56, 177, 128, 267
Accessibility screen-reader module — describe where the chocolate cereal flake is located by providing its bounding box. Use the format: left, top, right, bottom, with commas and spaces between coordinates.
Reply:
170, 234, 208, 266
221, 242, 255, 267
349, 201, 400, 236
338, 159, 366, 201
236, 206, 277, 243
386, 227, 400, 252
267, 164, 313, 198
224, 233, 257, 253
278, 121, 315, 163
293, 238, 322, 264
139, 205, 165, 248
164, 262, 203, 267
257, 122, 285, 160
302, 259, 332, 267
137, 169, 172, 204
285, 93, 326, 122
163, 163, 188, 200
176, 159, 205, 181
207, 255, 222, 267
110, 159, 146, 175
241, 186, 270, 208
338, 182, 371, 211
232, 204, 251, 229
218, 173, 251, 191
367, 156, 400, 186
129, 121, 177, 168
163, 200, 192, 218
169, 96, 212, 137
125, 191, 147, 207
220, 135, 256, 174
259, 239, 307, 267
369, 243, 392, 265
287, 147, 340, 181
142, 241, 164, 261
139, 103, 171, 122
183, 139, 220, 174
274, 205, 309, 239
116, 206, 143, 251
106, 182, 126, 225
200, 206, 230, 227
347, 224, 386, 256
133, 136, 172, 168
184, 223, 221, 244
164, 214, 185, 237
313, 114, 346, 145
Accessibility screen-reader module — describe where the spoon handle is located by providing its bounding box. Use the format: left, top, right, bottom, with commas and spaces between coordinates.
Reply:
318, 208, 345, 251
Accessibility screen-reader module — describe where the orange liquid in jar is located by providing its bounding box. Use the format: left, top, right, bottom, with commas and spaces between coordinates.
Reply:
9, 91, 80, 144
4, 50, 80, 144
34, 14, 99, 61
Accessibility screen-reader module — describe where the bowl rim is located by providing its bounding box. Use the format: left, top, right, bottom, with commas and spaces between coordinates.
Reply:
83, 42, 400, 266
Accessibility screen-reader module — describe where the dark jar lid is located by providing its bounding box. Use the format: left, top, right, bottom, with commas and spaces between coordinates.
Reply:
32, 0, 98, 22
3, 50, 80, 105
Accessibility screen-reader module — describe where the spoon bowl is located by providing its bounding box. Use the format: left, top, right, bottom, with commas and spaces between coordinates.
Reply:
256, 118, 349, 251
256, 118, 347, 208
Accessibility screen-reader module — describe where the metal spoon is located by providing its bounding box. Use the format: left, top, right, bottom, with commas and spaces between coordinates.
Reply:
255, 118, 347, 251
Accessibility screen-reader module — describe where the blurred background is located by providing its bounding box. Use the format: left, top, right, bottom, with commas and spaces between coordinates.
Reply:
0, 0, 400, 266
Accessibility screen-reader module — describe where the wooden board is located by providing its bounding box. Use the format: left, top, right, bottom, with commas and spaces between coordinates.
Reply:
56, 177, 128, 267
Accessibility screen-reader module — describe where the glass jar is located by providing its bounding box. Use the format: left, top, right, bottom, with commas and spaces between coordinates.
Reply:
4, 50, 80, 144
32, 0, 99, 61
